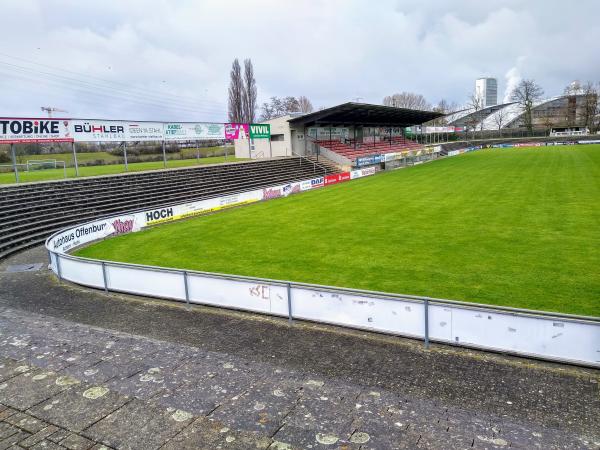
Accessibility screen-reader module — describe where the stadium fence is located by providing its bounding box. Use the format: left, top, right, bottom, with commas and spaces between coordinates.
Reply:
45, 170, 600, 369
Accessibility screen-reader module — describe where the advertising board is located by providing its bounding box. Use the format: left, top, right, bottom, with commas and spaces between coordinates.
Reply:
224, 123, 249, 140
50, 213, 142, 254
164, 123, 225, 140
249, 123, 271, 139
0, 118, 72, 143
144, 189, 263, 226
72, 120, 163, 142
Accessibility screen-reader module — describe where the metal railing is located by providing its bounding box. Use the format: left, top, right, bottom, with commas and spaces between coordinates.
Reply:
46, 247, 600, 368
292, 151, 319, 173
42, 171, 600, 369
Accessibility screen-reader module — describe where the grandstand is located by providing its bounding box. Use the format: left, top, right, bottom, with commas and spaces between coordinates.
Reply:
313, 136, 423, 161
0, 157, 336, 259
234, 102, 442, 165
447, 93, 595, 132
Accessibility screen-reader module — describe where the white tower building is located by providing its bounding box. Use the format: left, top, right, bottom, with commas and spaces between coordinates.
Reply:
475, 78, 498, 108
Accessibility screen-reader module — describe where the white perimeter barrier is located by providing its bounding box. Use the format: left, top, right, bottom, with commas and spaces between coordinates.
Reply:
45, 171, 600, 368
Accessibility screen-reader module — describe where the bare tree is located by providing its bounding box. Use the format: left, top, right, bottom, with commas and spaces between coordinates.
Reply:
242, 59, 257, 123
510, 79, 544, 132
564, 80, 583, 96
541, 116, 553, 136
466, 93, 484, 138
298, 96, 313, 113
383, 92, 431, 110
259, 96, 302, 121
227, 59, 244, 123
493, 107, 508, 131
581, 81, 599, 133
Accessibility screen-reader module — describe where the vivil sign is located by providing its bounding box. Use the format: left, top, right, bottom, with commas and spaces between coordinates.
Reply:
249, 123, 271, 139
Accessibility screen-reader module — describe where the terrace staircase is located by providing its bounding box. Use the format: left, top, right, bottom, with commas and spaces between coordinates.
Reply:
0, 157, 338, 259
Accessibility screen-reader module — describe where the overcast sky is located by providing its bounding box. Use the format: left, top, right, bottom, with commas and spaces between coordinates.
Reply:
1, 0, 598, 122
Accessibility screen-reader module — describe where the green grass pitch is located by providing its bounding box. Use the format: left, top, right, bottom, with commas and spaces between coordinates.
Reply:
75, 145, 600, 316
0, 154, 244, 184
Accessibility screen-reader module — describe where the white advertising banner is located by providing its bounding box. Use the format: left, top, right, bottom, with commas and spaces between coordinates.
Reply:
164, 122, 225, 141
49, 213, 143, 254
72, 120, 164, 142
308, 127, 349, 140
0, 118, 72, 143
143, 189, 263, 226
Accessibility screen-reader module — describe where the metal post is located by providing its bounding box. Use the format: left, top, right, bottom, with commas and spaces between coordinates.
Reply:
56, 254, 62, 282
162, 140, 167, 168
287, 282, 293, 323
424, 298, 430, 348
72, 142, 79, 177
248, 133, 252, 159
101, 262, 108, 293
269, 136, 273, 159
10, 144, 19, 183
196, 140, 200, 162
123, 141, 128, 172
183, 271, 190, 307
303, 126, 307, 155
62, 162, 67, 179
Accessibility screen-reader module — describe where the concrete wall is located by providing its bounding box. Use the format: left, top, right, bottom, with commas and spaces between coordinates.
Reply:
235, 116, 307, 159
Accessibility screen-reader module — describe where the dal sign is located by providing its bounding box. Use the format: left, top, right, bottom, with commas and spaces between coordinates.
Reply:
249, 123, 271, 139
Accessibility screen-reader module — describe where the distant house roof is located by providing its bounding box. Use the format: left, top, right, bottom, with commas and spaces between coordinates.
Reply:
287, 102, 442, 127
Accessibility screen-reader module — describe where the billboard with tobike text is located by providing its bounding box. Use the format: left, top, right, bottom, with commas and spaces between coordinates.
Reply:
0, 118, 73, 144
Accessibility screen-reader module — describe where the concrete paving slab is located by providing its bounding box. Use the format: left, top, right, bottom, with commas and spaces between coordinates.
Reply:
83, 399, 193, 450
162, 417, 272, 450
0, 370, 71, 410
28, 385, 129, 433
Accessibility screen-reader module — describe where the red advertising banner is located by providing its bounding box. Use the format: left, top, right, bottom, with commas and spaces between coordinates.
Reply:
324, 172, 352, 186
324, 174, 340, 185
339, 172, 351, 182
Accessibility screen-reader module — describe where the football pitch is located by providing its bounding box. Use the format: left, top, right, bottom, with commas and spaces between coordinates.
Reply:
0, 155, 244, 184
75, 145, 600, 316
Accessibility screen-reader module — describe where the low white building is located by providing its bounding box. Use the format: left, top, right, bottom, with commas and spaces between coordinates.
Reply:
234, 115, 306, 159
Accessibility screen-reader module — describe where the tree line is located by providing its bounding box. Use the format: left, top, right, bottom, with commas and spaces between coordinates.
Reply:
384, 79, 599, 134
227, 58, 313, 123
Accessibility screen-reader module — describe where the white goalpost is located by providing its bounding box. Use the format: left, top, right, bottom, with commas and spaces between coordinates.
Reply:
26, 159, 58, 171
24, 159, 67, 179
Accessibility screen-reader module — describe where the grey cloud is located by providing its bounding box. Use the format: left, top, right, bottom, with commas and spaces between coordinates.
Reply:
0, 0, 598, 121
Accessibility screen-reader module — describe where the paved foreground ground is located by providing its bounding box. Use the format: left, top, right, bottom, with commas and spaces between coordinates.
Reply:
0, 247, 598, 449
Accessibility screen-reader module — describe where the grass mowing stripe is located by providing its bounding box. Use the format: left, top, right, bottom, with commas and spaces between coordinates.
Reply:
75, 145, 600, 316
0, 156, 246, 184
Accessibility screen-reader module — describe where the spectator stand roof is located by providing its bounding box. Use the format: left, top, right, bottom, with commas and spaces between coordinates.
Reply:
287, 102, 443, 127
